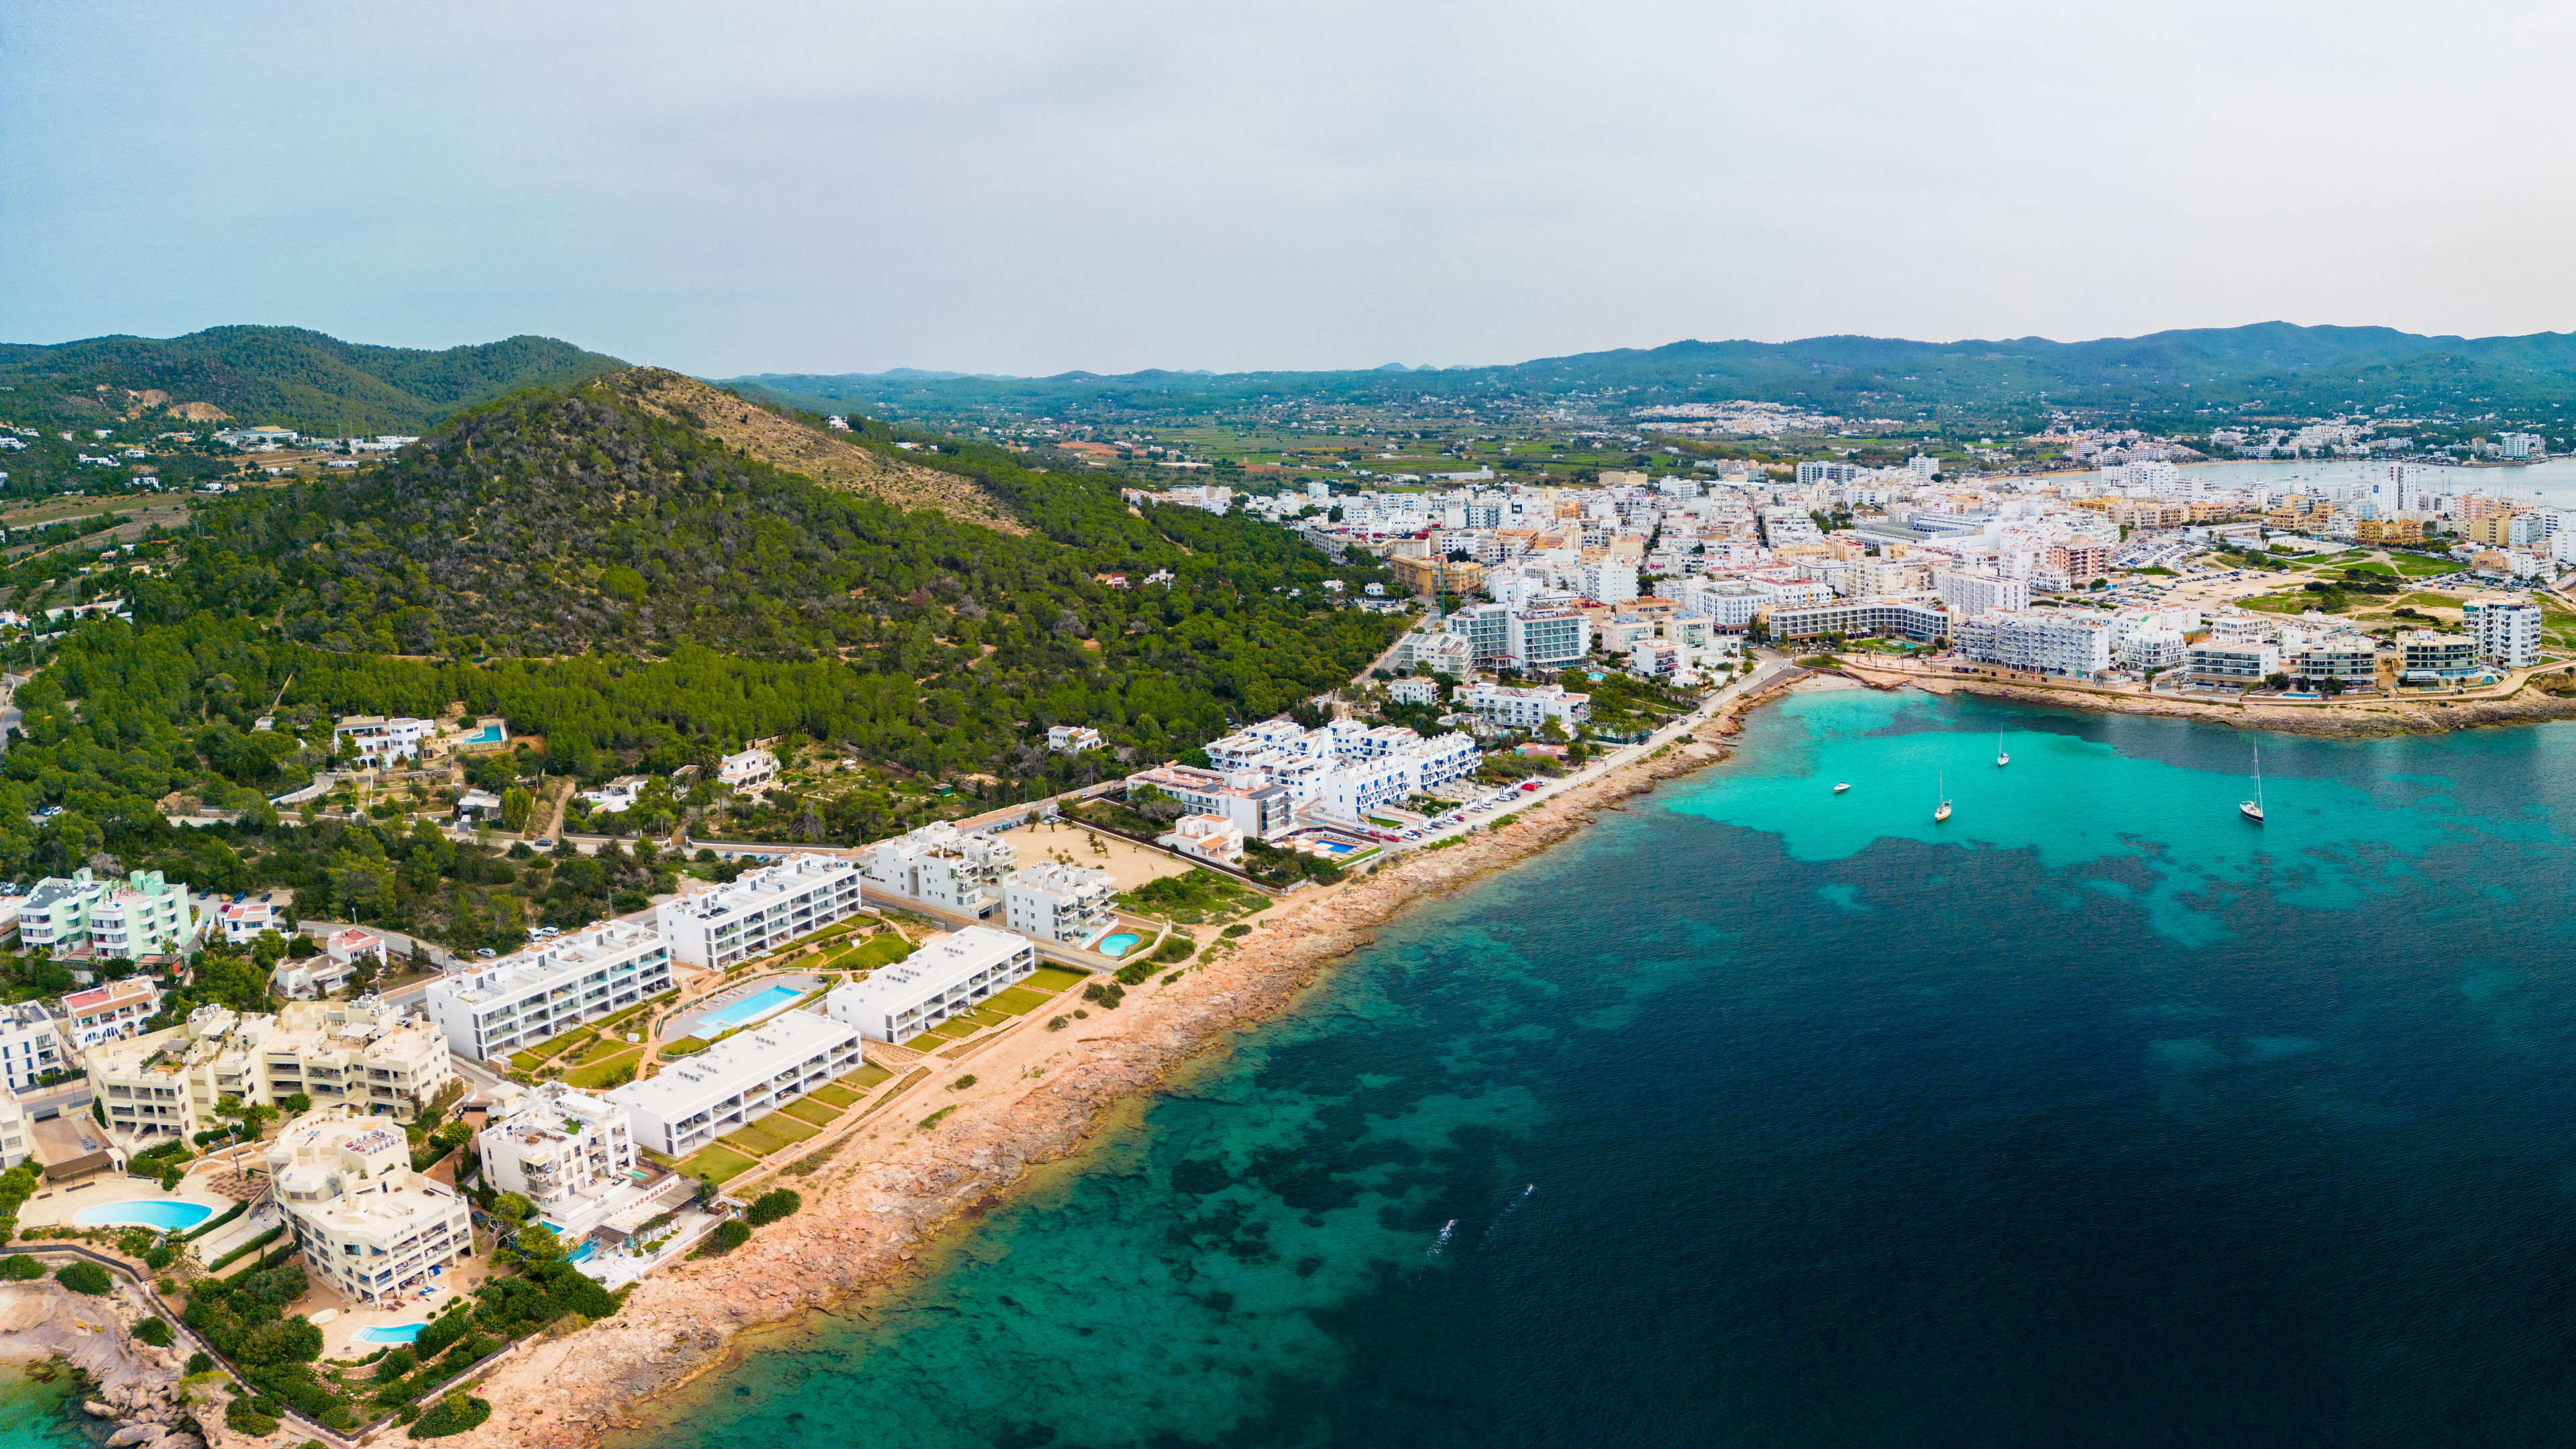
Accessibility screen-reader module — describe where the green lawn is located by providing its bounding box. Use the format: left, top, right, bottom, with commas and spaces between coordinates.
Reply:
661, 1036, 710, 1057
841, 1064, 894, 1089
576, 1033, 638, 1065
720, 1116, 820, 1156
834, 934, 917, 971
2398, 592, 2463, 609
809, 1083, 861, 1108
2387, 553, 2459, 576
508, 1049, 548, 1072
1024, 965, 1091, 993
924, 1017, 979, 1040
2339, 560, 2398, 576
853, 1069, 932, 1120
563, 1046, 644, 1089
676, 1144, 759, 1183
780, 1097, 841, 1128
987, 986, 1053, 1016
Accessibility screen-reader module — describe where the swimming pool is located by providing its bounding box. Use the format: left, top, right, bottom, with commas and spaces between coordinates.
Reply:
1097, 932, 1142, 958
570, 1240, 596, 1264
357, 1324, 425, 1344
692, 985, 805, 1033
72, 1200, 213, 1232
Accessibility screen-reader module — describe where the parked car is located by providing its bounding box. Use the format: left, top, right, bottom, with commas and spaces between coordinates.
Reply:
475, 948, 496, 959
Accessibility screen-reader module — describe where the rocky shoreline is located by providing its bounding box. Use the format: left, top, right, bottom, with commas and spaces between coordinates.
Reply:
0, 1280, 205, 1449
437, 700, 1766, 1449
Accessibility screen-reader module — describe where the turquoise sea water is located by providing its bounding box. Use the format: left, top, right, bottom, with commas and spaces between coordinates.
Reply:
615, 690, 2576, 1448
0, 1371, 87, 1449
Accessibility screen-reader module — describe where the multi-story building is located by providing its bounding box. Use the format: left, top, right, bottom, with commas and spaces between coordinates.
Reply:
659, 853, 868, 969
859, 825, 1014, 918
1124, 764, 1296, 841
87, 998, 456, 1142
270, 1108, 475, 1305
2186, 639, 2281, 687
1506, 608, 1591, 670
423, 920, 674, 1061
333, 715, 434, 766
1580, 557, 1639, 606
1767, 597, 1950, 643
1935, 568, 2032, 616
605, 1010, 862, 1158
1458, 683, 1592, 731
18, 870, 197, 960
2288, 641, 2379, 684
476, 1081, 635, 1225
824, 926, 1040, 1044
1387, 676, 1440, 706
718, 747, 779, 792
1003, 862, 1118, 945
0, 1006, 64, 1093
1951, 610, 2115, 679
0, 1090, 25, 1171
2463, 596, 2542, 669
1445, 602, 1515, 668
1045, 725, 1106, 753
60, 979, 160, 1050
213, 899, 276, 946
2398, 630, 2480, 682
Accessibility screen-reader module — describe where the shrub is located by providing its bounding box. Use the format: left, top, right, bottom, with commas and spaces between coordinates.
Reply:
1113, 961, 1155, 987
225, 1398, 280, 1436
1222, 923, 1251, 938
1046, 1016, 1067, 1030
135, 1317, 173, 1347
1150, 936, 1194, 965
947, 1075, 977, 1092
186, 1352, 213, 1375
376, 1347, 417, 1381
54, 1261, 111, 1295
745, 1189, 801, 1226
409, 1393, 492, 1439
707, 1220, 751, 1253
143, 1244, 178, 1271
1079, 983, 1124, 1010
0, 1255, 42, 1281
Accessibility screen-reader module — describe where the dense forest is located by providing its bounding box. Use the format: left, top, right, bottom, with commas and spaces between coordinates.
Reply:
0, 373, 1402, 952
0, 327, 626, 435
727, 321, 2576, 433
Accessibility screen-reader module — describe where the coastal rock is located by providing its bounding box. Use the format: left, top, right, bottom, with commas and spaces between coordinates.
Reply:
85, 1399, 117, 1418
106, 1424, 159, 1446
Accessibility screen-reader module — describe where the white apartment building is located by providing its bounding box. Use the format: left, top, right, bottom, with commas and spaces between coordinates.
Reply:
1165, 814, 1247, 868
1459, 683, 1592, 731
270, 1108, 474, 1305
1935, 567, 2033, 616
1004, 861, 1118, 944
19, 869, 197, 960
1507, 608, 1591, 670
1387, 676, 1440, 706
0, 1006, 65, 1093
2463, 596, 2542, 668
661, 853, 867, 969
606, 1009, 862, 1157
1046, 724, 1106, 753
477, 1081, 635, 1224
214, 899, 276, 946
859, 824, 1015, 917
1580, 557, 1640, 605
2186, 639, 2281, 686
718, 746, 779, 792
823, 926, 1038, 1043
1951, 610, 2115, 679
0, 1091, 25, 1171
423, 920, 674, 1061
88, 999, 457, 1142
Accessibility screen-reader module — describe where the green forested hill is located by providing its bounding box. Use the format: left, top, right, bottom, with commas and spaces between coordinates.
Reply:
0, 372, 1394, 941
0, 327, 625, 434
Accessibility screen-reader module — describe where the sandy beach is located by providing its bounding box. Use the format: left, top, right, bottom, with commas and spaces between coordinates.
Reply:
429, 679, 1796, 1449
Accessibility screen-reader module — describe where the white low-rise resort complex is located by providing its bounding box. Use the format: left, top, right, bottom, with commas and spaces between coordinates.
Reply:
423, 920, 674, 1061
604, 1009, 863, 1158
824, 926, 1039, 1043
86, 999, 456, 1143
270, 1108, 476, 1305
658, 853, 868, 969
858, 824, 1016, 917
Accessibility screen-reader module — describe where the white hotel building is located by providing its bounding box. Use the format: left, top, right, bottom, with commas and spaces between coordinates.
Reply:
824, 926, 1038, 1042
423, 920, 674, 1061
1950, 610, 2116, 679
270, 1108, 476, 1305
658, 853, 868, 969
476, 1081, 636, 1226
1003, 862, 1117, 945
605, 1010, 862, 1158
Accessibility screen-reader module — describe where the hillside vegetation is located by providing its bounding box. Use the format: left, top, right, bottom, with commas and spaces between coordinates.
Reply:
0, 326, 626, 435
600, 368, 1022, 531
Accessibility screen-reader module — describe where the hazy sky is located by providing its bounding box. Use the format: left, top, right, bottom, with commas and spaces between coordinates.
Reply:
7, 1, 2575, 377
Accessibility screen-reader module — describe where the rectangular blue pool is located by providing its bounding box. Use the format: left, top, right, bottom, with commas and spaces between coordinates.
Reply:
358, 1324, 425, 1344
694, 984, 804, 1033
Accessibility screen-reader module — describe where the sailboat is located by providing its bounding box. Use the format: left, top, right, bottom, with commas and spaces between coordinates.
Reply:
1995, 727, 2009, 767
1933, 771, 1952, 823
2239, 741, 2265, 824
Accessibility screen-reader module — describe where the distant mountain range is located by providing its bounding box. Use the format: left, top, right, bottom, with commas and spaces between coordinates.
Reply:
0, 326, 626, 435
718, 323, 2576, 425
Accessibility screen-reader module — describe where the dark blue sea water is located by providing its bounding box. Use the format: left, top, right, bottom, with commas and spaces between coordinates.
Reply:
618, 690, 2576, 1448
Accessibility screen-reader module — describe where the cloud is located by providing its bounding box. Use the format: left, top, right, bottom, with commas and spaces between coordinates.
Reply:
5, 0, 2573, 376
